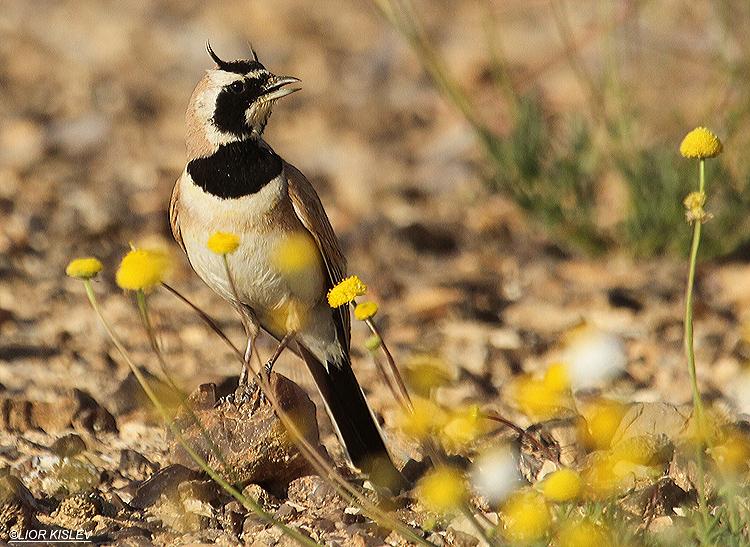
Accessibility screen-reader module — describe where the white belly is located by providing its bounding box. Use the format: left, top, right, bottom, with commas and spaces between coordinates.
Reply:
178, 171, 324, 315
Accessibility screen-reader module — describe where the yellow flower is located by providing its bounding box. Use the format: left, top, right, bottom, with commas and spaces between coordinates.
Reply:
541, 468, 582, 502
709, 431, 750, 475
274, 233, 318, 274
267, 299, 309, 333
556, 519, 611, 547
580, 399, 627, 450
354, 301, 378, 321
514, 364, 569, 419
403, 355, 452, 397
66, 257, 103, 280
441, 406, 484, 449
417, 466, 466, 513
501, 490, 550, 544
116, 248, 170, 292
543, 362, 570, 393
207, 232, 240, 254
327, 275, 367, 308
584, 435, 671, 497
680, 127, 723, 159
397, 397, 448, 439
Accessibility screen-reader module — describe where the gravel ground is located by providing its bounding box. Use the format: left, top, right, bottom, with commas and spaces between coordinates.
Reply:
1, 1, 749, 545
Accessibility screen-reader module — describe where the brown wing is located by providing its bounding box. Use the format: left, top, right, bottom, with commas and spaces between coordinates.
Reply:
169, 177, 186, 253
284, 161, 350, 348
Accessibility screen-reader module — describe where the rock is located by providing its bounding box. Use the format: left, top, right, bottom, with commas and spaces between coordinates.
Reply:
0, 475, 37, 538
65, 389, 117, 433
110, 368, 177, 417
611, 402, 690, 446
396, 222, 458, 255
274, 502, 297, 521
130, 464, 202, 510
168, 374, 323, 492
53, 492, 102, 529
0, 388, 117, 434
51, 434, 87, 458
15, 454, 101, 499
619, 477, 692, 519
518, 416, 586, 483
117, 449, 159, 481
287, 475, 340, 506
0, 118, 46, 170
241, 483, 274, 507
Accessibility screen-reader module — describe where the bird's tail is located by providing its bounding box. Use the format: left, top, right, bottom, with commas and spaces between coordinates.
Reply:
298, 345, 405, 491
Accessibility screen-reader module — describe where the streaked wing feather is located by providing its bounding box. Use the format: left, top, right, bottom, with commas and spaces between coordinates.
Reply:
285, 161, 350, 348
169, 178, 186, 253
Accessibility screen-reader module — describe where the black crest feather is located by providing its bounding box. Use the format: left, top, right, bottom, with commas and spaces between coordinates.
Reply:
206, 41, 265, 74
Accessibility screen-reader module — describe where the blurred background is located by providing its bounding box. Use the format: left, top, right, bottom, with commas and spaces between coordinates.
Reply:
2, 0, 750, 421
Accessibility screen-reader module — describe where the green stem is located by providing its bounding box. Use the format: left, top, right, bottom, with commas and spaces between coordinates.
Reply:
684, 158, 708, 520
217, 260, 438, 547
136, 289, 238, 485
82, 281, 325, 547
136, 290, 180, 393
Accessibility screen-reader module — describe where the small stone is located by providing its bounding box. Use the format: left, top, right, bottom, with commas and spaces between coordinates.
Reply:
118, 449, 158, 481
426, 532, 448, 547
54, 492, 101, 529
130, 464, 202, 510
242, 483, 274, 507
287, 475, 340, 506
51, 433, 87, 458
274, 502, 297, 521
0, 475, 36, 538
0, 118, 46, 170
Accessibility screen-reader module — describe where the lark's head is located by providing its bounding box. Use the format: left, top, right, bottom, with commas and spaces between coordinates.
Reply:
186, 43, 300, 157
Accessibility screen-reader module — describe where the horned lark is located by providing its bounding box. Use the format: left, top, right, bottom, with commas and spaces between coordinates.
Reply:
170, 44, 403, 489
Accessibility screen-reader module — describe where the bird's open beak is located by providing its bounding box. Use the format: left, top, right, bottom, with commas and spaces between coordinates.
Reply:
263, 76, 301, 101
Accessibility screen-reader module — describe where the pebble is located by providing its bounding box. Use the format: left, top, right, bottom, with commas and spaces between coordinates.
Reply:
0, 119, 46, 169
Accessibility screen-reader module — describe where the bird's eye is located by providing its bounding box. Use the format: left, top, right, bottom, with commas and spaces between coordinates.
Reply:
229, 80, 246, 94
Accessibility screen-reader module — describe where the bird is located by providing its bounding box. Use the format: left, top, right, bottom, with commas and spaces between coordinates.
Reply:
169, 43, 404, 490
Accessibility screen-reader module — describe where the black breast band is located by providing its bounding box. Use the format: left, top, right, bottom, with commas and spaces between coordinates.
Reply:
187, 139, 283, 199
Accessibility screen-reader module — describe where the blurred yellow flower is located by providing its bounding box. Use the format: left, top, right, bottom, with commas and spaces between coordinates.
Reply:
116, 248, 171, 292
207, 231, 240, 254
66, 257, 103, 280
709, 431, 750, 475
267, 299, 309, 333
680, 127, 723, 159
514, 364, 570, 419
556, 519, 611, 547
543, 362, 570, 393
354, 301, 379, 321
584, 434, 671, 497
327, 275, 367, 308
541, 468, 582, 502
580, 399, 627, 450
417, 466, 466, 513
441, 406, 484, 449
397, 397, 448, 439
502, 490, 550, 544
273, 233, 318, 274
404, 355, 452, 396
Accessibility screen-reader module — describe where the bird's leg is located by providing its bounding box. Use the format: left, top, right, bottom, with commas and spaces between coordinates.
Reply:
238, 307, 260, 386
263, 331, 296, 380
